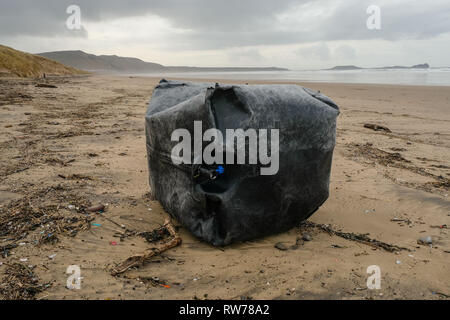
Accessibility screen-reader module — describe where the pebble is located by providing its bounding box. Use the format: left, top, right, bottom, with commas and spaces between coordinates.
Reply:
86, 204, 105, 213
274, 242, 288, 251
302, 234, 312, 241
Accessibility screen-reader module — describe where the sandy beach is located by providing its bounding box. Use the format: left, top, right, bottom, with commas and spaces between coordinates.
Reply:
0, 74, 448, 300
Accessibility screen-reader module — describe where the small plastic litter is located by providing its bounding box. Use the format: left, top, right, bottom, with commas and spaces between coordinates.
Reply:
391, 217, 411, 224
91, 223, 102, 227
110, 241, 118, 246
430, 224, 447, 229
417, 236, 433, 245
48, 254, 57, 260
20, 258, 28, 262
396, 260, 402, 264
67, 205, 76, 210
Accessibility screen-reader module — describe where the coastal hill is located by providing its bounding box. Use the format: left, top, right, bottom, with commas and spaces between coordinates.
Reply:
0, 45, 85, 78
328, 63, 430, 71
38, 50, 165, 73
38, 50, 289, 74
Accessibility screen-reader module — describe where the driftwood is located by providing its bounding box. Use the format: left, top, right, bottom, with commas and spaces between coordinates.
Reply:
363, 123, 392, 133
35, 83, 57, 88
111, 219, 181, 276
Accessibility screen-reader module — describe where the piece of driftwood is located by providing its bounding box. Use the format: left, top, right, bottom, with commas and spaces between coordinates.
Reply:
35, 83, 57, 88
363, 123, 392, 133
111, 219, 181, 276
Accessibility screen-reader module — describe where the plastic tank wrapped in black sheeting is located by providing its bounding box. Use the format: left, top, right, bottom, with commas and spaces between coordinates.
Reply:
145, 79, 339, 246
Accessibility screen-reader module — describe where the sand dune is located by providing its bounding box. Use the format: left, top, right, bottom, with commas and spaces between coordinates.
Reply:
0, 45, 86, 78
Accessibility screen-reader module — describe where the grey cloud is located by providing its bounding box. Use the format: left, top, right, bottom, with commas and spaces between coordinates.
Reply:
227, 48, 264, 64
0, 0, 300, 36
316, 0, 450, 42
0, 0, 449, 50
334, 45, 356, 60
296, 43, 331, 61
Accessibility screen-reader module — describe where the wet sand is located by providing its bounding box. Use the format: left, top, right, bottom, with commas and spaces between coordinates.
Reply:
0, 74, 448, 300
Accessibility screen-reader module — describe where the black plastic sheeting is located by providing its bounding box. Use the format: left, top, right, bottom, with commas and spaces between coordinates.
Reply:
145, 79, 339, 246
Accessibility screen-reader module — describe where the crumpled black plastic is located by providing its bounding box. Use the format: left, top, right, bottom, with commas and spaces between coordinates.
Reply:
145, 79, 339, 246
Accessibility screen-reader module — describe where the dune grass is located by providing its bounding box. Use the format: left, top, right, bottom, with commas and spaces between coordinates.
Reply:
0, 44, 87, 78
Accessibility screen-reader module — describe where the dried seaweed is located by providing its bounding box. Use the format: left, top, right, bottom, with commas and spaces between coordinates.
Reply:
299, 221, 411, 253
138, 225, 171, 243
0, 243, 18, 258
348, 143, 450, 192
0, 186, 93, 243
350, 143, 410, 166
0, 263, 52, 300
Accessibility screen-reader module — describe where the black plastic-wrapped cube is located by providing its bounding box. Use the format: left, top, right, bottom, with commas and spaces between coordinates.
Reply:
145, 80, 339, 246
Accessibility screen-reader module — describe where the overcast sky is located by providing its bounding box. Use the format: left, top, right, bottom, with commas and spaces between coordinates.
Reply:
1, 0, 449, 69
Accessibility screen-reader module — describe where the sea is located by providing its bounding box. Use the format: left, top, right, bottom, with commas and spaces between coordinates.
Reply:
138, 68, 450, 86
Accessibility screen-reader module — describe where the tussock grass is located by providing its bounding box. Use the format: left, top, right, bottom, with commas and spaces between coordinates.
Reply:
0, 44, 87, 78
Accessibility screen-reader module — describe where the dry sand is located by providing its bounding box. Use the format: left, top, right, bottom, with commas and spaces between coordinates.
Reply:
0, 74, 448, 300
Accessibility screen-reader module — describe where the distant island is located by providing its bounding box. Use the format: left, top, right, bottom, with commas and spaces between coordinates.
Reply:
38, 50, 289, 74
378, 63, 430, 70
327, 63, 430, 71
328, 65, 362, 71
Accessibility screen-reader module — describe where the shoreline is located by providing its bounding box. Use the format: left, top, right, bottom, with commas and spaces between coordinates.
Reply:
5, 72, 450, 88
143, 75, 450, 88
121, 71, 450, 87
